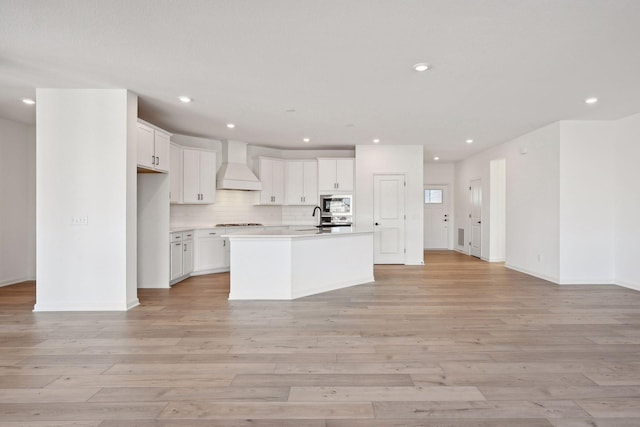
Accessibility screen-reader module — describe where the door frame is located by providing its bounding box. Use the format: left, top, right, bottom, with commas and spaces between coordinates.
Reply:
373, 173, 407, 265
423, 184, 451, 250
469, 178, 482, 258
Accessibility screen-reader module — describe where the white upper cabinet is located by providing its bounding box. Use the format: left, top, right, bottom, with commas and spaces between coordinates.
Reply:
285, 160, 318, 205
318, 158, 354, 193
258, 157, 285, 205
136, 120, 170, 173
137, 123, 154, 169
181, 148, 216, 204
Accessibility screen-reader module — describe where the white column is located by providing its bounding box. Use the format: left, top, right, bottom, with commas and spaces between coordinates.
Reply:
35, 89, 139, 311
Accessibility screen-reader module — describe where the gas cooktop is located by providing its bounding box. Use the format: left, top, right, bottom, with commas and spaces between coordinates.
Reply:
215, 223, 263, 227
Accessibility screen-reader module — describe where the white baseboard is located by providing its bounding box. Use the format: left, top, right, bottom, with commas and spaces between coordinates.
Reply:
0, 276, 35, 287
504, 263, 559, 284
558, 277, 615, 285
614, 277, 640, 292
33, 301, 134, 312
489, 257, 505, 263
127, 298, 140, 310
190, 267, 230, 276
138, 282, 171, 289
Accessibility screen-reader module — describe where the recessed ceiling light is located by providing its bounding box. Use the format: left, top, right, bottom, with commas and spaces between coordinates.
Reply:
585, 97, 598, 104
433, 156, 440, 161
466, 139, 473, 144
303, 137, 310, 143
226, 123, 235, 129
373, 139, 380, 144
345, 123, 355, 128
178, 96, 192, 103
285, 108, 296, 113
22, 98, 35, 105
413, 63, 431, 72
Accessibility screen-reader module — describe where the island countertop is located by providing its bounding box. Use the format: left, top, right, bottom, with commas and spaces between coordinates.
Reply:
222, 227, 373, 239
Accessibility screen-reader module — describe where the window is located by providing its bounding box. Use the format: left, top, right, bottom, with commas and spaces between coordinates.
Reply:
424, 189, 443, 204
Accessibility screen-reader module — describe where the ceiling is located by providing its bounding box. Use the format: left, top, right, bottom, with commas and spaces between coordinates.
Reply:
1, 0, 640, 161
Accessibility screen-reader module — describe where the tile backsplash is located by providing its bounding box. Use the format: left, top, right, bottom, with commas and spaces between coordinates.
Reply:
170, 190, 317, 227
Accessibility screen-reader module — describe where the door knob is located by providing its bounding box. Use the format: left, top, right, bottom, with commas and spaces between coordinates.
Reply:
477, 221, 481, 224
444, 219, 448, 222
374, 222, 380, 226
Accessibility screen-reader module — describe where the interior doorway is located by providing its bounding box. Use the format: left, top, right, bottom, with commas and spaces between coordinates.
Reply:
489, 159, 506, 262
423, 184, 450, 249
470, 178, 482, 258
373, 174, 406, 264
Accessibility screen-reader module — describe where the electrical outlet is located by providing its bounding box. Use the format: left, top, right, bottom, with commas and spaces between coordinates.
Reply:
71, 216, 88, 225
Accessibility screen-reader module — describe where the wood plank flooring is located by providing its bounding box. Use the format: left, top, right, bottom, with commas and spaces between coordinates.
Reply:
1, 250, 639, 426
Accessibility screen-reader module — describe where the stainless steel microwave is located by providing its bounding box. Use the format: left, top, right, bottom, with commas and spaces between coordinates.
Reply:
320, 195, 352, 216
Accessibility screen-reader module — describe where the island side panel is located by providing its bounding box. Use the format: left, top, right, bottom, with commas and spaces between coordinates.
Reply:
290, 233, 374, 299
228, 238, 292, 300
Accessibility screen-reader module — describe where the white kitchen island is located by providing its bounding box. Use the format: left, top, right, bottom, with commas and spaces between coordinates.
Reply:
223, 227, 374, 300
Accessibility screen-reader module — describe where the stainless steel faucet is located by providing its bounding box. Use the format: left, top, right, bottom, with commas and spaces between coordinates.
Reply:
312, 206, 322, 227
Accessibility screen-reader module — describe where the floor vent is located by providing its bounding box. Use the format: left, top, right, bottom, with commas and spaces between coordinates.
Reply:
457, 228, 465, 246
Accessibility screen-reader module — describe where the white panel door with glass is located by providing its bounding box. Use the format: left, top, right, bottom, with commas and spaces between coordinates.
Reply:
373, 174, 405, 264
470, 178, 482, 258
424, 185, 449, 249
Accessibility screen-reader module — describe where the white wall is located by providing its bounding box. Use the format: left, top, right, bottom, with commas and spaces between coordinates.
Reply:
355, 145, 424, 265
455, 123, 561, 281
0, 117, 36, 286
559, 121, 615, 284
424, 162, 455, 185
35, 89, 138, 311
614, 113, 640, 290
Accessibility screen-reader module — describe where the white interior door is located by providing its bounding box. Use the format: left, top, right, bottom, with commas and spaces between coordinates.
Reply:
424, 185, 449, 249
373, 174, 405, 264
470, 178, 482, 258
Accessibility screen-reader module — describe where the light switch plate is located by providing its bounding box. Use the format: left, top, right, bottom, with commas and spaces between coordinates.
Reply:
71, 216, 88, 225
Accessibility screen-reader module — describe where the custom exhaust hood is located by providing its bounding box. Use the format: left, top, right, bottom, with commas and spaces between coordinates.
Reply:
216, 140, 262, 191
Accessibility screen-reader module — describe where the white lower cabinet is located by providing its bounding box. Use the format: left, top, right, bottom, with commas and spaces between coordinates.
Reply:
193, 229, 228, 274
170, 231, 194, 284
182, 232, 194, 276
170, 241, 183, 281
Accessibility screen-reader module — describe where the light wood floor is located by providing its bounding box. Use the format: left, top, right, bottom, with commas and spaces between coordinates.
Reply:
1, 251, 640, 426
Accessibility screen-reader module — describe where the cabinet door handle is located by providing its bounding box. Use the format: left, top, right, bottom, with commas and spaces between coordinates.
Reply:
183, 244, 187, 252
209, 232, 216, 235
175, 243, 181, 246
223, 240, 226, 247
156, 156, 160, 165
152, 155, 156, 165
